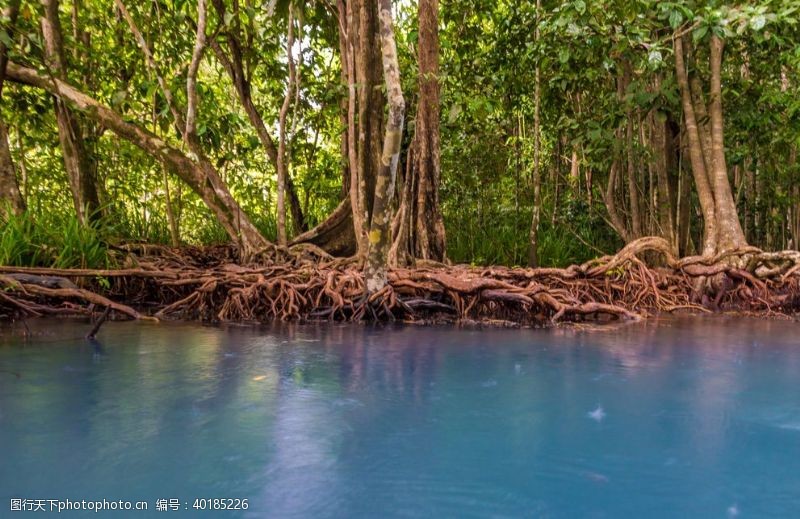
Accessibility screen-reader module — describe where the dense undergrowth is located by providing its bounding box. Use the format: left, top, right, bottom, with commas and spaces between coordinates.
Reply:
1, 187, 625, 270
0, 208, 113, 269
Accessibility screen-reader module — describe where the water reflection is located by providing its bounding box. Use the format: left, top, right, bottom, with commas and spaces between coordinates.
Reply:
1, 317, 799, 517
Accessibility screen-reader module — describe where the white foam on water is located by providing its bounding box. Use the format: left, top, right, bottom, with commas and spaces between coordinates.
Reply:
588, 405, 606, 422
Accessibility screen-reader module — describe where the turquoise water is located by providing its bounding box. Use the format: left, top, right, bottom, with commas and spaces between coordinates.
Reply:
1, 317, 800, 517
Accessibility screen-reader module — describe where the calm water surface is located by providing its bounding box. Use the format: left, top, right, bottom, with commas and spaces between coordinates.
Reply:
1, 317, 800, 518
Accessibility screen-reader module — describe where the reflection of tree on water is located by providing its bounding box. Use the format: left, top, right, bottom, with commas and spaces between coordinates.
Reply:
259, 324, 443, 516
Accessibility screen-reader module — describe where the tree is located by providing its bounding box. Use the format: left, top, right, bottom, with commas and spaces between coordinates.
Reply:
41, 0, 100, 223
364, 0, 404, 293
674, 30, 747, 257
0, 0, 25, 216
5, 58, 270, 257
527, 0, 541, 267
391, 0, 446, 264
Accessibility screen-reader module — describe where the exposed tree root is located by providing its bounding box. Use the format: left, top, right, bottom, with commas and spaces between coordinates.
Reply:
0, 237, 799, 326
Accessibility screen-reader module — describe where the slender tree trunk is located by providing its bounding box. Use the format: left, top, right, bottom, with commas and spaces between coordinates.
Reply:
337, 0, 351, 198
677, 157, 694, 255
569, 149, 579, 185
527, 0, 542, 267
0, 0, 25, 216
364, 0, 404, 293
162, 167, 180, 246
41, 0, 99, 223
651, 77, 676, 252
626, 114, 643, 238
276, 6, 295, 246
674, 36, 717, 256
0, 122, 24, 216
619, 62, 642, 239
345, 0, 364, 252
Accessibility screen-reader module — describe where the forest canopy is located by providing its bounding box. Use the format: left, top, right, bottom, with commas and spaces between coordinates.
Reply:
1, 0, 799, 273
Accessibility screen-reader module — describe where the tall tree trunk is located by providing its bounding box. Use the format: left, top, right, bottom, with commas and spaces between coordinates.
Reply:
364, 0, 404, 293
708, 35, 747, 252
620, 62, 642, 239
527, 0, 542, 267
391, 0, 445, 264
276, 6, 295, 246
346, 0, 385, 257
651, 77, 676, 252
41, 0, 100, 223
0, 0, 25, 216
677, 158, 694, 255
674, 36, 717, 256
626, 114, 643, 238
411, 0, 445, 261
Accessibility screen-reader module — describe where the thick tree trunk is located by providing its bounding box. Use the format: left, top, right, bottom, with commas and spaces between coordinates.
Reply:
348, 0, 385, 256
391, 0, 445, 264
6, 62, 269, 256
41, 0, 100, 223
364, 0, 404, 293
410, 0, 445, 262
0, 0, 25, 216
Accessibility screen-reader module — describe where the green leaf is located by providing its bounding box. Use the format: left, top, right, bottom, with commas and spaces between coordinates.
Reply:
669, 10, 683, 29
750, 14, 766, 31
0, 30, 12, 48
693, 25, 709, 42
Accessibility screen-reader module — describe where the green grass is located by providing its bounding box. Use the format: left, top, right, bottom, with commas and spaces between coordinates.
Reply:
0, 207, 114, 269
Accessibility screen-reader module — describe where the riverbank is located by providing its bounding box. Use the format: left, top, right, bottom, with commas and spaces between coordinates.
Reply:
0, 237, 798, 327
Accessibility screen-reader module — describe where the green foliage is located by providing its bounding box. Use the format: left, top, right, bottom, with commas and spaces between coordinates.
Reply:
0, 209, 113, 269
0, 208, 48, 268
1, 0, 799, 268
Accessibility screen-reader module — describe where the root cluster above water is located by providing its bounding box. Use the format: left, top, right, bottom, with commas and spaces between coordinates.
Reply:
1, 237, 799, 327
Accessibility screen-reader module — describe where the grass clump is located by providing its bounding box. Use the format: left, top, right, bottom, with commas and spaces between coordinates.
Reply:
0, 207, 114, 269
